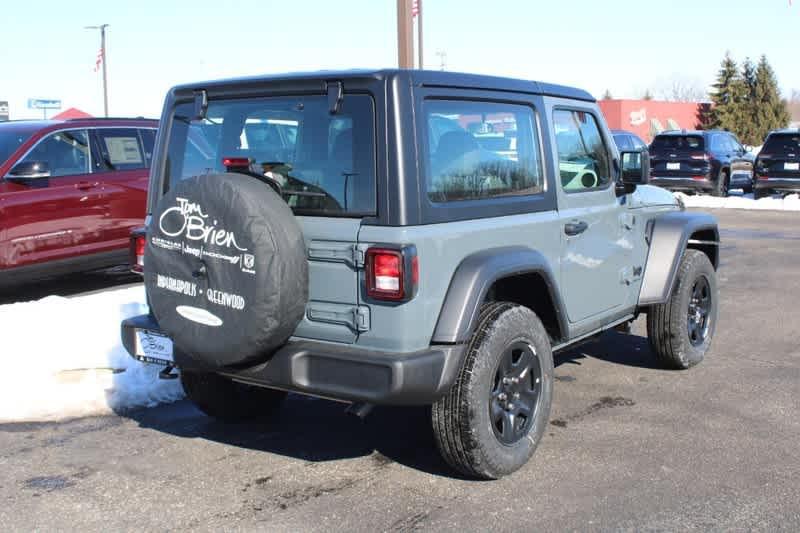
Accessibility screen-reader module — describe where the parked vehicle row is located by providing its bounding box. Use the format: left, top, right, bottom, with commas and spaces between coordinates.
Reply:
611, 126, 800, 199
0, 118, 157, 285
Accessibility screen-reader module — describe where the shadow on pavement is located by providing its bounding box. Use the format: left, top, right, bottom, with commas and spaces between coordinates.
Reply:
557, 331, 660, 370
0, 268, 141, 305
125, 331, 663, 479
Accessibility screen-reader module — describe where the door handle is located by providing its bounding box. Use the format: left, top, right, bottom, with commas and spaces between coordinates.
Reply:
76, 181, 98, 190
564, 220, 588, 236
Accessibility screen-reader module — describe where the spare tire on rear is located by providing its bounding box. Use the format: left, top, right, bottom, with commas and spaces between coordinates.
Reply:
144, 173, 308, 368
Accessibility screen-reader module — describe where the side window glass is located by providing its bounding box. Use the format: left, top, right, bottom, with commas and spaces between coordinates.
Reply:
95, 128, 146, 170
728, 135, 742, 153
424, 100, 543, 203
613, 134, 633, 151
553, 110, 611, 191
710, 134, 724, 152
139, 129, 156, 167
20, 129, 90, 177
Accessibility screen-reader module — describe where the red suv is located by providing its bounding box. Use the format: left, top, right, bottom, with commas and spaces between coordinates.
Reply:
0, 117, 157, 285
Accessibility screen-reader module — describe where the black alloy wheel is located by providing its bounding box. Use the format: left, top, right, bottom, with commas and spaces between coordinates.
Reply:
490, 341, 542, 445
687, 275, 712, 346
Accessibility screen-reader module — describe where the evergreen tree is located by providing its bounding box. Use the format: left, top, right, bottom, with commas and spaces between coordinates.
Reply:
602, 89, 613, 100
709, 53, 747, 132
738, 58, 759, 144
642, 89, 653, 101
751, 55, 790, 144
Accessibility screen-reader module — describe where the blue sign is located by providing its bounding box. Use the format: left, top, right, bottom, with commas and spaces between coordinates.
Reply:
27, 98, 61, 110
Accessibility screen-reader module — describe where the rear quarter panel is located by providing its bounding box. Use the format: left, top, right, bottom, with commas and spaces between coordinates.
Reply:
356, 211, 562, 352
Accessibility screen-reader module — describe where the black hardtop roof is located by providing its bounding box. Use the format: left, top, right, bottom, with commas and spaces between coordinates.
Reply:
767, 128, 800, 136
172, 69, 595, 102
654, 129, 729, 137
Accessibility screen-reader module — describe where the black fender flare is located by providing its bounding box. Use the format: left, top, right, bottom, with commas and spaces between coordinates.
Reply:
431, 246, 567, 344
638, 211, 719, 306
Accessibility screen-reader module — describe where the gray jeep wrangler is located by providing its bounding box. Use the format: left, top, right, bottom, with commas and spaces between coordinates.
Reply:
121, 69, 719, 479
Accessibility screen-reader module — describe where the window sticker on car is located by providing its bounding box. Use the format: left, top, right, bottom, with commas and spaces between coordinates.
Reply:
104, 136, 143, 165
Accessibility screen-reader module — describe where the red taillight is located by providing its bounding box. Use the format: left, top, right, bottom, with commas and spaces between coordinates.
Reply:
691, 175, 707, 181
365, 246, 418, 301
222, 156, 251, 169
130, 230, 146, 274
690, 152, 710, 161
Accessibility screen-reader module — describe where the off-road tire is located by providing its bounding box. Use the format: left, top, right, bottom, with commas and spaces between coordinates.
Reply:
431, 302, 553, 479
711, 170, 729, 197
647, 250, 718, 370
754, 188, 770, 200
181, 371, 287, 422
742, 180, 753, 194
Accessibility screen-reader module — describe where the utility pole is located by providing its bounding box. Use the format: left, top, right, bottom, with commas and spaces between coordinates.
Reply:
416, 0, 423, 69
396, 0, 413, 68
85, 24, 109, 117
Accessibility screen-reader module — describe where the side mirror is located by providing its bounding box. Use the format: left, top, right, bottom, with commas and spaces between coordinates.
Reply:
616, 150, 649, 196
620, 150, 649, 184
6, 161, 51, 180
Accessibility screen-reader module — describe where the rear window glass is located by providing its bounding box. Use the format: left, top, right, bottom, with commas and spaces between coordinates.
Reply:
762, 134, 800, 154
650, 135, 704, 152
165, 94, 376, 216
423, 100, 544, 203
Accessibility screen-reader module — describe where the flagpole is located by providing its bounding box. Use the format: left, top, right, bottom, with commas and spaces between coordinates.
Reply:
85, 24, 109, 117
100, 25, 108, 117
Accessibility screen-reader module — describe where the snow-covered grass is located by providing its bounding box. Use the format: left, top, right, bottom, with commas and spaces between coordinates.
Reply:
675, 191, 800, 211
0, 286, 183, 422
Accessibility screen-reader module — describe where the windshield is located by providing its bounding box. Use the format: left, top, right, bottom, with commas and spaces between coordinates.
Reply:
762, 134, 800, 155
165, 94, 376, 216
650, 135, 704, 152
0, 127, 37, 166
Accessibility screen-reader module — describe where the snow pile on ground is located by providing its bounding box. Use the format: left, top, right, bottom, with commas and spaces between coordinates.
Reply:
675, 191, 800, 211
0, 286, 184, 422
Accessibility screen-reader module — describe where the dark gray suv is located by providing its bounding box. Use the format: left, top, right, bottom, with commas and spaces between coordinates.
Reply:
650, 129, 755, 195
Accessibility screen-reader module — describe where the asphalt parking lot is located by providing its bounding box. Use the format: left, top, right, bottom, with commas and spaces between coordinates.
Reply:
1, 208, 798, 531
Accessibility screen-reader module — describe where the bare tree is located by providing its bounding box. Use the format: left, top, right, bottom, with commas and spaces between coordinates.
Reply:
789, 89, 800, 123
655, 77, 708, 102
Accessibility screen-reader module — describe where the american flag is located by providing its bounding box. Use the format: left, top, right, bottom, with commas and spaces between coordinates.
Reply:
94, 48, 103, 72
412, 0, 420, 17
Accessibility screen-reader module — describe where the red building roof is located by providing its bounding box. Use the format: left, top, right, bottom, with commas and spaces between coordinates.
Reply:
52, 107, 93, 120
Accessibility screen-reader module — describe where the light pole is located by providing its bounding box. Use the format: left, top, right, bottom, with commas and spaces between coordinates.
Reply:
85, 24, 109, 117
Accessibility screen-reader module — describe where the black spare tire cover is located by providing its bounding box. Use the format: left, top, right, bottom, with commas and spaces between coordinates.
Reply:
144, 173, 308, 368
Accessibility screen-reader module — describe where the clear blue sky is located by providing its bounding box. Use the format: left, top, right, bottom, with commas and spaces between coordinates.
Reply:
1, 0, 797, 119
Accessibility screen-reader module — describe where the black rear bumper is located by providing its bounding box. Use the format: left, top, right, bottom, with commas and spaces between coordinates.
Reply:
121, 314, 464, 405
650, 176, 713, 192
754, 177, 800, 192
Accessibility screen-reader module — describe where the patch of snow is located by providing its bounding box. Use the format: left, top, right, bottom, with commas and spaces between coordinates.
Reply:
674, 191, 800, 211
0, 286, 184, 422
